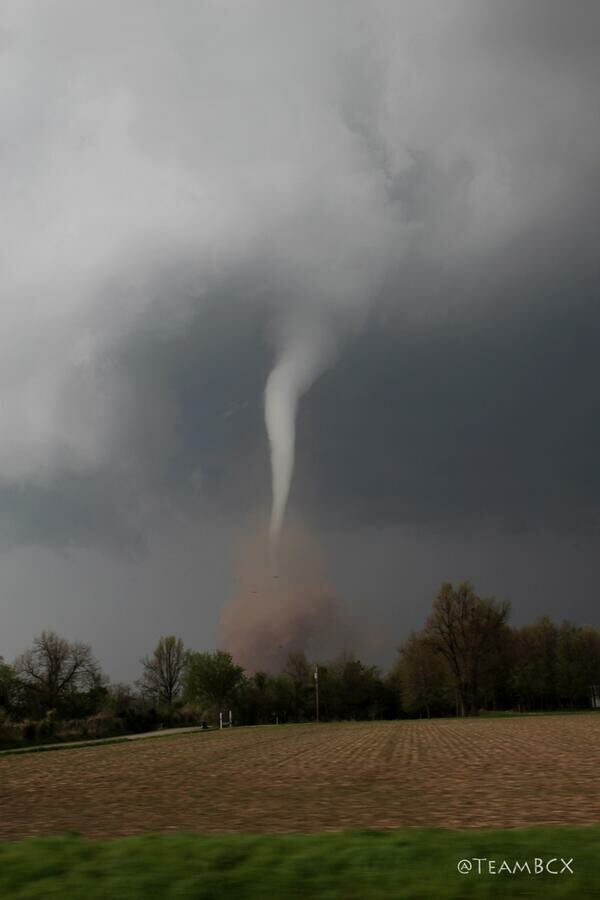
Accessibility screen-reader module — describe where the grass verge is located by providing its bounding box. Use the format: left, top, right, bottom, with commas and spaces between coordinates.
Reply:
0, 727, 211, 757
0, 737, 129, 756
1, 826, 599, 899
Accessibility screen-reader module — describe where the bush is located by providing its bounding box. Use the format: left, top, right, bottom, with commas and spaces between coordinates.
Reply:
22, 721, 36, 741
175, 702, 206, 725
37, 710, 56, 740
118, 705, 158, 734
84, 714, 125, 739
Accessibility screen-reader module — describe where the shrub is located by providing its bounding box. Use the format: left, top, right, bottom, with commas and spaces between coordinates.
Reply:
176, 703, 205, 725
37, 709, 56, 740
119, 705, 158, 734
85, 714, 125, 738
23, 721, 36, 741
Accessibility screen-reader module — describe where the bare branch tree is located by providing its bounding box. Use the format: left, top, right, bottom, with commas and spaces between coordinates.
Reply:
14, 631, 100, 710
139, 636, 187, 706
425, 582, 510, 716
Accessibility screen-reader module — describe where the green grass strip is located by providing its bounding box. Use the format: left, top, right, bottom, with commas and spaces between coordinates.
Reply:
0, 737, 129, 756
1, 826, 599, 899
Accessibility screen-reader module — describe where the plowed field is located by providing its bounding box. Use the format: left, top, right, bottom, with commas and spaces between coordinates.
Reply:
2, 715, 599, 839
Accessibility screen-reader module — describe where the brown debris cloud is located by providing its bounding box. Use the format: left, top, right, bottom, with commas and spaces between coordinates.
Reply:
220, 523, 353, 673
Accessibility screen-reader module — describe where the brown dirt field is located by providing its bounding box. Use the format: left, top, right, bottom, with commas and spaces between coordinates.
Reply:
1, 715, 600, 839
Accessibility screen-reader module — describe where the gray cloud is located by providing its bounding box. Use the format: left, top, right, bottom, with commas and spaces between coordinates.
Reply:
1, 2, 597, 521
1, 2, 599, 675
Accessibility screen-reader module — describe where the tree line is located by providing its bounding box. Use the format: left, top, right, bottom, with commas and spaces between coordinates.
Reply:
2, 581, 600, 746
399, 582, 600, 717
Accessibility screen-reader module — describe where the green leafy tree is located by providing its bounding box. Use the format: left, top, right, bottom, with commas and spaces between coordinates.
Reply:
325, 654, 385, 720
270, 673, 297, 724
395, 633, 453, 718
509, 617, 559, 711
184, 650, 244, 714
284, 651, 314, 721
556, 621, 583, 708
578, 626, 600, 703
556, 622, 600, 709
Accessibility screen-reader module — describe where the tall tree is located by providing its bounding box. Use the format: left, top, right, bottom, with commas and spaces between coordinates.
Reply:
14, 631, 100, 713
425, 582, 510, 716
0, 657, 20, 715
184, 650, 244, 713
578, 626, 600, 704
509, 617, 559, 711
284, 651, 314, 721
395, 633, 453, 718
140, 636, 187, 706
556, 622, 600, 709
327, 654, 384, 721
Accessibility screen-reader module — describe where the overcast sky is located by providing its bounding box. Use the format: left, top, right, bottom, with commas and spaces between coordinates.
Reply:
1, 1, 599, 681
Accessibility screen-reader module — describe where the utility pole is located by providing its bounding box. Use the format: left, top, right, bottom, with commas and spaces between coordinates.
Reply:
314, 664, 319, 723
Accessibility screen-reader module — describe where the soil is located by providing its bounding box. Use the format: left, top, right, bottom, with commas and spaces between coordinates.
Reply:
1, 715, 599, 839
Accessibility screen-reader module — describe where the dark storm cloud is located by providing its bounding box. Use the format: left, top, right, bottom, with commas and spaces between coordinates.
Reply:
0, 283, 273, 549
7, 210, 598, 551
1, 0, 599, 549
297, 261, 600, 535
